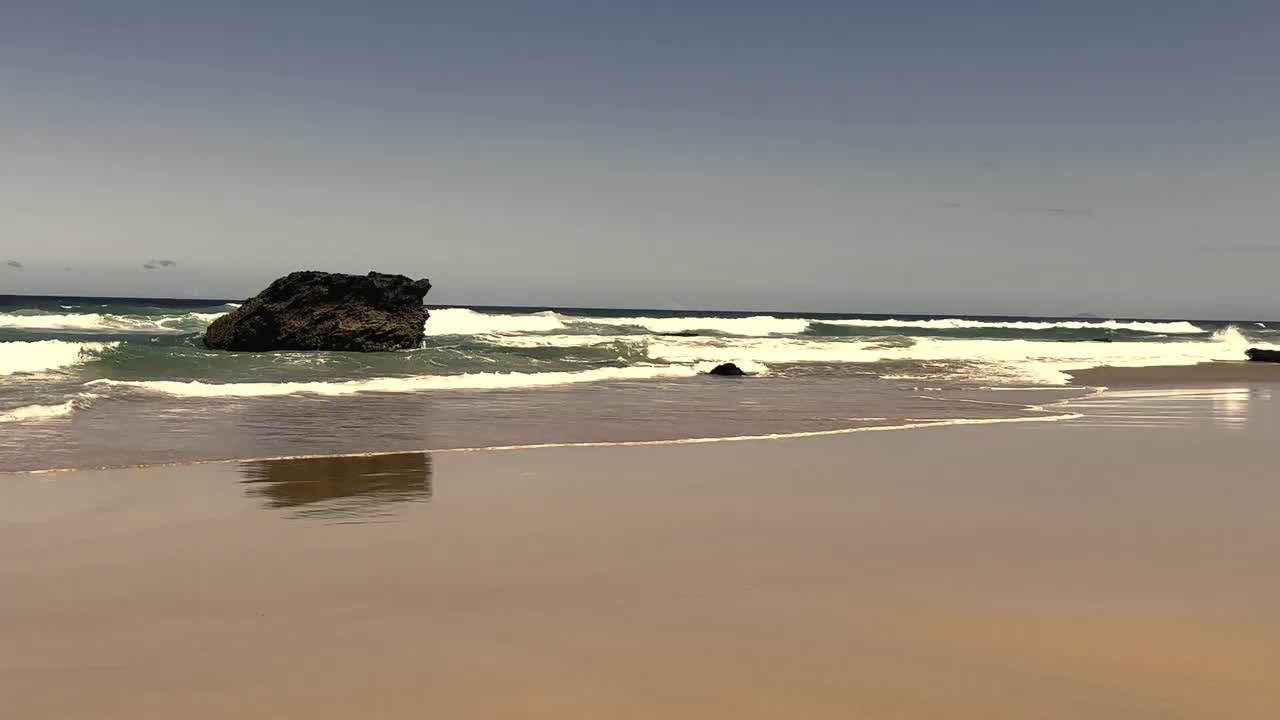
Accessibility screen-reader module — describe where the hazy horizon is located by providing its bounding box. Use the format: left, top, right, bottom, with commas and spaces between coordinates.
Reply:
4, 1, 1278, 319
1, 285, 1271, 323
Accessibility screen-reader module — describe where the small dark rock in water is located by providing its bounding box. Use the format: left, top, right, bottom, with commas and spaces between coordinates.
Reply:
708, 362, 746, 376
1092, 337, 1113, 343
658, 331, 702, 337
1246, 348, 1280, 363
204, 271, 431, 352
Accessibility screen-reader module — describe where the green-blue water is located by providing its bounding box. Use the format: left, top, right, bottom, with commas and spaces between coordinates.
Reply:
2, 294, 1276, 472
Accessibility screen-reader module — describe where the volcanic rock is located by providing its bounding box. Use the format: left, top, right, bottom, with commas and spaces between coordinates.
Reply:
204, 271, 431, 352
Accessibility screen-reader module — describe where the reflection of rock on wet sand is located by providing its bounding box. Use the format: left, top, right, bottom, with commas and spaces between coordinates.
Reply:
238, 452, 433, 520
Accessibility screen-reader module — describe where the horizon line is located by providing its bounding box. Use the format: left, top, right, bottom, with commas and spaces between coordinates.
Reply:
0, 293, 1271, 324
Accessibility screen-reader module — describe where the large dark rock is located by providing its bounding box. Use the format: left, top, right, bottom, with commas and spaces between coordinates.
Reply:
708, 362, 746, 376
1246, 348, 1280, 363
204, 271, 431, 352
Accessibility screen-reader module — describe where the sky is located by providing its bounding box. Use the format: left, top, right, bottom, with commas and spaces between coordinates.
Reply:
1, 1, 1277, 318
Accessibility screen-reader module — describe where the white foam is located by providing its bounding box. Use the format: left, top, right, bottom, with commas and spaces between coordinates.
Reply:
486, 334, 642, 348
572, 315, 809, 336
478, 333, 772, 373
0, 400, 75, 423
645, 326, 1272, 385
0, 311, 226, 333
427, 411, 1082, 454
425, 308, 566, 336
818, 317, 1206, 334
1086, 387, 1253, 401
87, 364, 702, 398
425, 310, 1205, 338
0, 340, 117, 376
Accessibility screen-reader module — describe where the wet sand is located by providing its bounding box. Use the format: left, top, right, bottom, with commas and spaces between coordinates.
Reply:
3, 388, 1279, 718
1070, 360, 1280, 386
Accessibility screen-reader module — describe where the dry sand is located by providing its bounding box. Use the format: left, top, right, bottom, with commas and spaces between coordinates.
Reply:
2, 387, 1279, 719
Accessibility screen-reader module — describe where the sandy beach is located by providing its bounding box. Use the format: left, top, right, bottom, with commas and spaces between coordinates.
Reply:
3, 384, 1278, 719
7, 2, 1279, 715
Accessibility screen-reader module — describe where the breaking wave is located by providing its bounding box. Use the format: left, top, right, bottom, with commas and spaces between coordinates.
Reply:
425, 308, 566, 336
421, 309, 1208, 339
0, 311, 225, 333
0, 400, 76, 423
813, 317, 1206, 334
0, 340, 118, 376
573, 315, 809, 336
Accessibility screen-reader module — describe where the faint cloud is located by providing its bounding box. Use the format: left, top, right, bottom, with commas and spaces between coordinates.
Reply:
5, 260, 21, 269
144, 258, 179, 270
1195, 244, 1280, 256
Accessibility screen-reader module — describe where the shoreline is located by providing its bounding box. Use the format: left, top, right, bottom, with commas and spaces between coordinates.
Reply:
3, 382, 1101, 476
1068, 361, 1280, 386
5, 405, 1085, 477
14, 362, 1280, 476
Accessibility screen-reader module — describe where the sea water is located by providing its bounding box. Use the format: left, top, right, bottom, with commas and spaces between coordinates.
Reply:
1, 295, 1276, 472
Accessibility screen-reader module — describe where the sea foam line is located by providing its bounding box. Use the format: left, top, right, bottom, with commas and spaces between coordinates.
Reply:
424, 411, 1082, 453
86, 364, 703, 397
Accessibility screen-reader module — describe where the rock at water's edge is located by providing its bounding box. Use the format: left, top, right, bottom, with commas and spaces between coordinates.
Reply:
1246, 348, 1280, 363
708, 362, 746, 377
204, 271, 431, 352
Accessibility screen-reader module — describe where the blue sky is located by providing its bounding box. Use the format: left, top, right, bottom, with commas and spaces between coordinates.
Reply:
2, 1, 1278, 317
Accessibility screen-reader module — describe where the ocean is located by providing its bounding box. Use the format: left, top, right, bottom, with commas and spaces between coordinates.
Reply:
2, 294, 1276, 473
